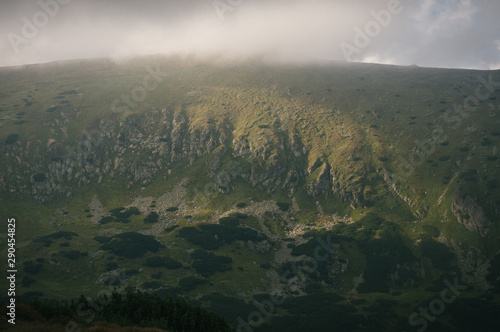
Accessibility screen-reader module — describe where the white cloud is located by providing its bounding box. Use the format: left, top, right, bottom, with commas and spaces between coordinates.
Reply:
0, 0, 498, 69
413, 0, 478, 35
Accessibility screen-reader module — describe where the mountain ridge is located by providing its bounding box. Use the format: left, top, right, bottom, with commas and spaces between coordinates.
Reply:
1, 56, 499, 331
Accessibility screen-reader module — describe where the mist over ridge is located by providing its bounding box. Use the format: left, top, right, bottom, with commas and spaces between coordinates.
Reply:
1, 0, 499, 69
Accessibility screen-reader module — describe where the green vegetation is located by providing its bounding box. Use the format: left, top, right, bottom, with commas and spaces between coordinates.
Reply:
276, 202, 290, 211
179, 276, 209, 290
2, 291, 234, 332
144, 256, 182, 269
190, 249, 233, 277
32, 231, 78, 247
5, 133, 19, 144
60, 250, 88, 260
0, 57, 499, 331
23, 260, 43, 274
144, 211, 160, 223
100, 232, 164, 258
177, 215, 264, 250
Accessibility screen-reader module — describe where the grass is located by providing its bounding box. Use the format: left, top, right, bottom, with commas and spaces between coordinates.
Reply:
0, 57, 499, 329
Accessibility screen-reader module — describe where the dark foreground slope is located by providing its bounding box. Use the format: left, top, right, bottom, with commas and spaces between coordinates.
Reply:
0, 56, 499, 331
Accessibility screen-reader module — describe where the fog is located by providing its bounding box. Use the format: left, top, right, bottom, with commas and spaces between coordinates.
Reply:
1, 0, 499, 69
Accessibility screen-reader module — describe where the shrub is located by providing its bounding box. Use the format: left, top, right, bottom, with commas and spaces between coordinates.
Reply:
22, 277, 36, 287
481, 138, 491, 146
191, 249, 232, 276
218, 216, 239, 225
277, 202, 290, 211
460, 169, 478, 178
23, 261, 43, 274
487, 180, 498, 189
179, 276, 209, 290
144, 256, 182, 269
33, 173, 47, 182
61, 250, 88, 260
100, 232, 164, 259
178, 227, 221, 250
110, 207, 140, 223
94, 236, 111, 243
58, 90, 78, 95
142, 281, 162, 289
164, 225, 179, 232
105, 262, 119, 271
32, 231, 78, 247
104, 278, 121, 287
420, 238, 454, 269
99, 216, 114, 224
5, 133, 19, 144
125, 269, 139, 276
144, 212, 160, 223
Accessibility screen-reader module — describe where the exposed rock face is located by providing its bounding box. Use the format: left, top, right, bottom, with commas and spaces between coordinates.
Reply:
232, 136, 251, 157
282, 168, 299, 197
305, 163, 331, 198
88, 195, 106, 224
452, 189, 491, 237
2, 107, 375, 208
449, 242, 491, 290
389, 261, 425, 287
2, 109, 227, 202
331, 168, 363, 205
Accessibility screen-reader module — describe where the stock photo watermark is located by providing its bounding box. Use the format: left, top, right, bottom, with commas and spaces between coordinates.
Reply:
236, 235, 339, 331
404, 277, 467, 332
340, 0, 410, 62
110, 66, 168, 113
389, 74, 500, 183
213, 0, 244, 21
6, 218, 17, 325
65, 270, 130, 332
58, 65, 167, 168
7, 0, 72, 54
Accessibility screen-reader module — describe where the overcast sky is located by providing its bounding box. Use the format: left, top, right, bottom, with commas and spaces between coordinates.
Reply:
1, 0, 499, 69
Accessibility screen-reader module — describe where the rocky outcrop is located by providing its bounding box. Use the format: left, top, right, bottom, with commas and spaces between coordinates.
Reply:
232, 135, 251, 157
331, 169, 363, 205
452, 189, 491, 237
449, 242, 491, 290
305, 162, 331, 198
4, 107, 382, 208
282, 168, 300, 197
388, 261, 425, 287
1, 109, 228, 202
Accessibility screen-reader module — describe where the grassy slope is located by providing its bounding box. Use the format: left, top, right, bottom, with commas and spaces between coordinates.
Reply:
0, 57, 499, 330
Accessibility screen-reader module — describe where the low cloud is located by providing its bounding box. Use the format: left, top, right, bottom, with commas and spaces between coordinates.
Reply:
1, 0, 499, 69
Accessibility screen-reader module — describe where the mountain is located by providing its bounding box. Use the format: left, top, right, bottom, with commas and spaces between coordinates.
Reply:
1, 56, 499, 331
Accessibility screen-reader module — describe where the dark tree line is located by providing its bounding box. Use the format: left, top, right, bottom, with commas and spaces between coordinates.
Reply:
26, 290, 234, 332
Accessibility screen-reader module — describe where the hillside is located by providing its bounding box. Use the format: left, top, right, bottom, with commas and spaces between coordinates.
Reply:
1, 56, 499, 331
